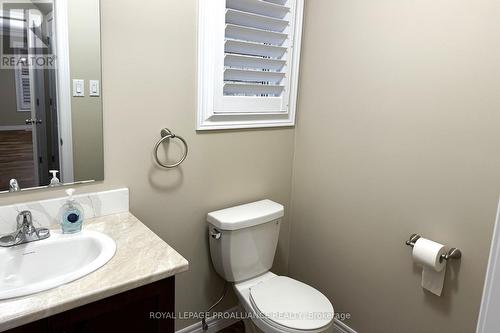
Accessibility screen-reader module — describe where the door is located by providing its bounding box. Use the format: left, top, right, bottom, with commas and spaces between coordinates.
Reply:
45, 12, 60, 175
26, 9, 49, 185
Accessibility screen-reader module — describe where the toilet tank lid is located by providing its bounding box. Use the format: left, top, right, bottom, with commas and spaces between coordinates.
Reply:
207, 200, 284, 231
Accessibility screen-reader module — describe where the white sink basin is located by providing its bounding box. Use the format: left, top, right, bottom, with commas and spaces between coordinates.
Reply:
0, 230, 116, 300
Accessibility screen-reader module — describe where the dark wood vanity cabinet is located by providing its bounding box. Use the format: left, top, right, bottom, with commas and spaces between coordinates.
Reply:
7, 277, 175, 333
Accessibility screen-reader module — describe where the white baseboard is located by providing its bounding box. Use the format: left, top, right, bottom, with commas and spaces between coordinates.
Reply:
334, 319, 358, 333
176, 306, 241, 333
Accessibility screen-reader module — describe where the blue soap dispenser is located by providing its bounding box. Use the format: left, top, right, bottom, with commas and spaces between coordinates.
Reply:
60, 188, 84, 234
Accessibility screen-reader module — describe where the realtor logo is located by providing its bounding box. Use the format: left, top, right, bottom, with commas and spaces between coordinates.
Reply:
1, 0, 56, 69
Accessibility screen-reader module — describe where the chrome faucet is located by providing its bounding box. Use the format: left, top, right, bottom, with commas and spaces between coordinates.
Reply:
9, 179, 20, 192
0, 211, 50, 247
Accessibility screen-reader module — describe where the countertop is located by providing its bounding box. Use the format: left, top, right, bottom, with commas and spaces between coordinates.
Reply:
0, 212, 189, 332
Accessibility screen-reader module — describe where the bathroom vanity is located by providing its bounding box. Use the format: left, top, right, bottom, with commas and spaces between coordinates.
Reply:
0, 0, 190, 330
0, 212, 189, 333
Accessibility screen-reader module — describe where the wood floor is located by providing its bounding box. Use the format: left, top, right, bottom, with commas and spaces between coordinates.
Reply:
219, 321, 245, 333
0, 130, 37, 191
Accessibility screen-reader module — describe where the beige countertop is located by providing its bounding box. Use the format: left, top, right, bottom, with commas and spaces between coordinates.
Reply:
0, 212, 189, 332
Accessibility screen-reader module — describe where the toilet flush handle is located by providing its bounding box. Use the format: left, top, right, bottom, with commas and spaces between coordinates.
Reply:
210, 229, 221, 240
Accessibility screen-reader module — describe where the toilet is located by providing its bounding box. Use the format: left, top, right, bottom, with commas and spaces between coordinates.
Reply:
207, 200, 334, 333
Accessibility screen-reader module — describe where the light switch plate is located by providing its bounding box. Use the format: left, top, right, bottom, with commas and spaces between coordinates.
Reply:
89, 80, 100, 97
73, 79, 84, 97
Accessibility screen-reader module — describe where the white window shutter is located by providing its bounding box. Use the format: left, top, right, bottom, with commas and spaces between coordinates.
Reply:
15, 62, 32, 112
198, 0, 304, 130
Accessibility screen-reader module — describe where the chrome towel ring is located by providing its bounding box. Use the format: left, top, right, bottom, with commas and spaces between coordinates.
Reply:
153, 128, 188, 168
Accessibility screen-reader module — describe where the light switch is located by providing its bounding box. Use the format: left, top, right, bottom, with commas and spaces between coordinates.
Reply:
73, 79, 84, 97
89, 80, 100, 97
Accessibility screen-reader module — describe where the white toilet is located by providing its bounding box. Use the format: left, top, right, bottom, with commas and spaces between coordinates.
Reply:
207, 200, 334, 333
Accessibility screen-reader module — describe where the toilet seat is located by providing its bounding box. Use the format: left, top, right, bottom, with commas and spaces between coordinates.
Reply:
249, 276, 334, 332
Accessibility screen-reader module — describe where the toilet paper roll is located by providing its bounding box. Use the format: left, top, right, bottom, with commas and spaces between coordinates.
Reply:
412, 238, 447, 296
412, 238, 447, 272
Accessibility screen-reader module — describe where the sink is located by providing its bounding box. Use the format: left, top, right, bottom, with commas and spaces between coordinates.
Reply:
0, 230, 116, 300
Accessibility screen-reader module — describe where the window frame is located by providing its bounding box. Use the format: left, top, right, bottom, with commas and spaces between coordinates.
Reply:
197, 0, 304, 130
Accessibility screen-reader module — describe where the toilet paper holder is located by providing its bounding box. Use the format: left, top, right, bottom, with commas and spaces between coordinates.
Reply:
405, 234, 462, 262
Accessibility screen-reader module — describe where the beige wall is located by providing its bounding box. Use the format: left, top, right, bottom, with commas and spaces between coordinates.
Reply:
2, 1, 499, 332
0, 0, 294, 330
68, 0, 104, 182
0, 68, 28, 126
289, 0, 500, 332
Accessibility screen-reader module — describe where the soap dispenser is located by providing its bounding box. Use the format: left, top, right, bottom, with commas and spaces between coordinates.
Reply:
60, 189, 84, 234
49, 170, 60, 187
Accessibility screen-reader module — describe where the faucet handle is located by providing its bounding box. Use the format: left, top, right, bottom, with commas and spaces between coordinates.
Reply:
17, 211, 33, 229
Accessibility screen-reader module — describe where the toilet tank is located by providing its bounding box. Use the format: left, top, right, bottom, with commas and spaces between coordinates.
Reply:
207, 200, 284, 282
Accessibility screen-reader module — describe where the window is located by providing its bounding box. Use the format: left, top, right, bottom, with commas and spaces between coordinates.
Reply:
197, 0, 304, 130
15, 60, 32, 112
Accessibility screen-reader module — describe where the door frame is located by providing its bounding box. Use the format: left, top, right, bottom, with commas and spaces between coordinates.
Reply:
53, 0, 73, 183
45, 11, 61, 173
26, 13, 40, 186
29, 27, 49, 185
477, 197, 500, 332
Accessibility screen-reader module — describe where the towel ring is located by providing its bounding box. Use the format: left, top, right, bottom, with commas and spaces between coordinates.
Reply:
153, 128, 188, 168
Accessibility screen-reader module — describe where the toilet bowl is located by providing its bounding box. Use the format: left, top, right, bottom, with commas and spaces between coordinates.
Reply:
234, 272, 334, 333
207, 200, 334, 333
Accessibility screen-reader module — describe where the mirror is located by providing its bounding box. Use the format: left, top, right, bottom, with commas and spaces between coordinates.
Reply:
0, 0, 103, 193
